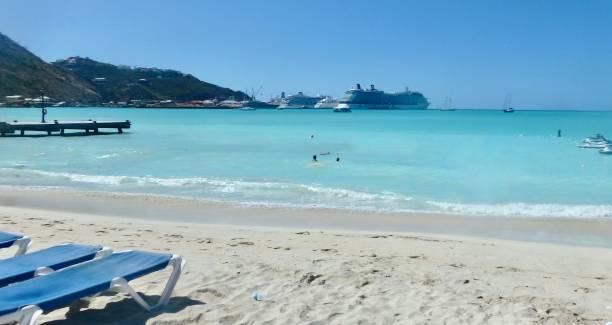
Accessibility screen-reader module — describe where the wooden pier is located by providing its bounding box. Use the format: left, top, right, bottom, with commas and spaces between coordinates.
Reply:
0, 120, 131, 136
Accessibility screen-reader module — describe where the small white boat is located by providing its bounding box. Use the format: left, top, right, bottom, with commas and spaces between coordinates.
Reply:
440, 96, 456, 111
599, 145, 612, 154
314, 96, 339, 109
333, 106, 351, 113
583, 134, 607, 143
579, 134, 611, 148
579, 140, 610, 148
502, 95, 514, 113
217, 100, 243, 108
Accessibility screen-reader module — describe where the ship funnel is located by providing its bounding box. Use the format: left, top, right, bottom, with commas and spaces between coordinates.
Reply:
281, 92, 285, 99
370, 84, 375, 91
356, 83, 361, 90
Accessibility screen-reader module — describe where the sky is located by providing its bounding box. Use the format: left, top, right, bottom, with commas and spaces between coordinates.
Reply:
1, 0, 611, 109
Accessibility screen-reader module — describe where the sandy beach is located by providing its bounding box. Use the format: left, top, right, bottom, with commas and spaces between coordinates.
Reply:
1, 189, 612, 324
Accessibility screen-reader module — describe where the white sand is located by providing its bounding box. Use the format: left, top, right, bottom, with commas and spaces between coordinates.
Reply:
1, 203, 612, 324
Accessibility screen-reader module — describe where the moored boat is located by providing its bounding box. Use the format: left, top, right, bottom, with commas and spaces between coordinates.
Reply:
333, 106, 351, 113
440, 97, 456, 111
599, 145, 612, 154
579, 134, 611, 148
337, 84, 429, 110
502, 95, 514, 113
217, 99, 243, 109
314, 96, 339, 109
241, 100, 278, 109
277, 92, 325, 109
584, 134, 607, 143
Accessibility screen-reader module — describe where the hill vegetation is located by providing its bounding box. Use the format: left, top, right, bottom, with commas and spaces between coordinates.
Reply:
0, 32, 246, 104
53, 57, 247, 102
0, 33, 100, 102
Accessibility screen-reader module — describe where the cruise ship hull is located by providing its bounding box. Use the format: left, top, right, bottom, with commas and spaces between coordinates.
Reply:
338, 84, 429, 110
335, 103, 429, 110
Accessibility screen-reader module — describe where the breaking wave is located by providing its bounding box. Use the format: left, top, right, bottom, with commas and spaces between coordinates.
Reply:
1, 167, 612, 219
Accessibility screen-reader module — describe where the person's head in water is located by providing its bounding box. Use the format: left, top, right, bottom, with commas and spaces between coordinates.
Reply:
312, 154, 317, 162
336, 157, 340, 162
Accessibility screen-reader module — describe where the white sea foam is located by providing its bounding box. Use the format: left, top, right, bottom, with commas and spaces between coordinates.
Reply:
1, 167, 611, 219
96, 153, 120, 159
0, 168, 410, 202
426, 201, 612, 218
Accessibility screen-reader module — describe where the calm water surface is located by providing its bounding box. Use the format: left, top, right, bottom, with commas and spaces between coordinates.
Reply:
1, 107, 612, 218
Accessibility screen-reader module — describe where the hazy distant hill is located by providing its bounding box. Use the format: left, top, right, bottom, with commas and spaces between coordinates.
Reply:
0, 33, 100, 102
53, 57, 247, 102
0, 32, 247, 104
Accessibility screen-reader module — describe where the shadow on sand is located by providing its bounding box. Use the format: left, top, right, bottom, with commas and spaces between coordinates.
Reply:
45, 295, 204, 325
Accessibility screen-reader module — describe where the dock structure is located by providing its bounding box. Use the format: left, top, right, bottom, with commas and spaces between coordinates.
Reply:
0, 120, 131, 136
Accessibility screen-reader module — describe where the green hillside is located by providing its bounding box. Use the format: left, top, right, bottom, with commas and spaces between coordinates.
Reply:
53, 57, 247, 102
0, 33, 100, 102
0, 32, 247, 104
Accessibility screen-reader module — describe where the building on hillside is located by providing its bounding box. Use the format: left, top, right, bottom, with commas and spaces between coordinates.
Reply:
4, 95, 24, 106
29, 96, 55, 106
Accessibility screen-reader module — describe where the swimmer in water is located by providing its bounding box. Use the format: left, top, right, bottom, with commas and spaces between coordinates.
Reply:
312, 154, 317, 162
336, 156, 340, 162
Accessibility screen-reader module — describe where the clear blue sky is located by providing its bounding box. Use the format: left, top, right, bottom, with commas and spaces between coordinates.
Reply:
2, 0, 611, 109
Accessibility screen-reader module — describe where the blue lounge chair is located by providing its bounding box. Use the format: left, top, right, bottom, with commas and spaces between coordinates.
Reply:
0, 231, 31, 256
0, 243, 111, 287
0, 250, 185, 325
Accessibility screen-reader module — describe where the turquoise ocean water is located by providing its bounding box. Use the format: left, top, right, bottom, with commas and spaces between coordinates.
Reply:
2, 107, 612, 219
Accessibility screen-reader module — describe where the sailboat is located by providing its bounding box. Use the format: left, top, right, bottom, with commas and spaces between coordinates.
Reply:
440, 97, 455, 111
503, 94, 514, 113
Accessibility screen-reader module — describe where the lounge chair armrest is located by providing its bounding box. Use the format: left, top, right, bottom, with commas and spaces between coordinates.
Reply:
34, 267, 54, 277
30, 246, 113, 278
94, 247, 113, 259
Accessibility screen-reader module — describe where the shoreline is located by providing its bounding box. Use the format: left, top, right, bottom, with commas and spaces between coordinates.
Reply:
2, 186, 612, 248
4, 106, 612, 112
1, 204, 611, 323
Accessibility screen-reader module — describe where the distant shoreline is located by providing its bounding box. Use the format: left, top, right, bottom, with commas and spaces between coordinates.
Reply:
2, 106, 612, 112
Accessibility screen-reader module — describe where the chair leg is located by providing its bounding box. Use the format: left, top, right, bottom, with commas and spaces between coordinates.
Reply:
19, 306, 42, 325
109, 255, 185, 311
157, 255, 185, 307
13, 237, 31, 256
0, 306, 41, 325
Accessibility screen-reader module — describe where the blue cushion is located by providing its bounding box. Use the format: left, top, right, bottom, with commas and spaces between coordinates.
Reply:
0, 244, 102, 287
0, 231, 21, 249
0, 250, 172, 316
